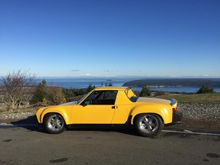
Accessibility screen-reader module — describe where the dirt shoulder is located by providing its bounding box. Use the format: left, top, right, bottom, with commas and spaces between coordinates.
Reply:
0, 107, 37, 124
168, 118, 220, 132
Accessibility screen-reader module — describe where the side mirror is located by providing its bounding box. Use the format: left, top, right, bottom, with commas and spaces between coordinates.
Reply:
82, 100, 90, 106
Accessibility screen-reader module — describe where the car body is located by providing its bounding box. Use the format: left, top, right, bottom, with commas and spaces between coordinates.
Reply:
36, 87, 182, 136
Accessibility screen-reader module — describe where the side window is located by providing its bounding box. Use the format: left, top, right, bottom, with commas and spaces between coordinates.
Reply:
81, 90, 118, 105
125, 89, 138, 102
81, 91, 102, 106
99, 91, 117, 105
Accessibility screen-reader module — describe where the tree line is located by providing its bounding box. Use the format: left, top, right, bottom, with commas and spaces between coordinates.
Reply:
0, 71, 215, 112
0, 71, 110, 111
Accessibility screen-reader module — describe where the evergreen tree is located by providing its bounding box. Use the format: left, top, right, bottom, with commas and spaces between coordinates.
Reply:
197, 85, 214, 94
86, 84, 95, 93
30, 80, 48, 104
139, 86, 151, 96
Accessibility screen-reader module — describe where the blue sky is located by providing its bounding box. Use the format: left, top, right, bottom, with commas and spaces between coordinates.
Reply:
0, 0, 220, 78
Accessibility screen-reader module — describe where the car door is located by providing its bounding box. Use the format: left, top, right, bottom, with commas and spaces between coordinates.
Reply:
71, 90, 118, 124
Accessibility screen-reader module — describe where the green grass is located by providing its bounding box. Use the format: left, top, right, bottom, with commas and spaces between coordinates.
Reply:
156, 93, 220, 103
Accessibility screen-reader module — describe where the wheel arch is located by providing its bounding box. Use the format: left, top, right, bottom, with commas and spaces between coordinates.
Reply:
130, 104, 172, 125
41, 110, 70, 125
131, 113, 164, 125
43, 112, 66, 124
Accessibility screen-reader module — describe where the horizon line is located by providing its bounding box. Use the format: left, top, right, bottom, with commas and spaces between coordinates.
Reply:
1, 75, 220, 79
24, 76, 220, 79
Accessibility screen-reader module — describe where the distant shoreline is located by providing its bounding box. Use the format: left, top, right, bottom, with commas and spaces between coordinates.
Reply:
1, 77, 220, 93
35, 78, 220, 93
123, 78, 220, 87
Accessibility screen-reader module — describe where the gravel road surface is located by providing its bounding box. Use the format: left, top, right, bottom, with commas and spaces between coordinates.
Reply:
0, 127, 220, 165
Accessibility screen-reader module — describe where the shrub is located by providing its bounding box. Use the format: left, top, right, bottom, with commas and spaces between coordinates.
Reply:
63, 85, 95, 102
47, 87, 66, 105
30, 80, 48, 104
30, 80, 65, 105
197, 85, 214, 94
1, 71, 33, 111
63, 88, 77, 102
63, 88, 84, 102
139, 86, 151, 97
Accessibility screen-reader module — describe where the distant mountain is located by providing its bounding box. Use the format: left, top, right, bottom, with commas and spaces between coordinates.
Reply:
123, 78, 220, 87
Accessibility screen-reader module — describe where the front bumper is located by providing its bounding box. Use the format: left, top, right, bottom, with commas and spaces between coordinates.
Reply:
172, 111, 183, 123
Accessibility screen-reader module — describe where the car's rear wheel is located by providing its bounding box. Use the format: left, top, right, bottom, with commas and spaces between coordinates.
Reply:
134, 114, 163, 137
43, 113, 65, 134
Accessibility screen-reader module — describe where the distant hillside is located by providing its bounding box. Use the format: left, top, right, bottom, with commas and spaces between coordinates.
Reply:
123, 78, 220, 87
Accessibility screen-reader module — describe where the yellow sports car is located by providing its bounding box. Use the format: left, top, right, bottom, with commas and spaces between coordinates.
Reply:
36, 87, 182, 137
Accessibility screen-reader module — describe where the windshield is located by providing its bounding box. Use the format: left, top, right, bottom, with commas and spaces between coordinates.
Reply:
61, 100, 78, 105
61, 95, 86, 105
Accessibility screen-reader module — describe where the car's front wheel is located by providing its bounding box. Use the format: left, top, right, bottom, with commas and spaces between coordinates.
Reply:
134, 114, 163, 137
43, 113, 65, 134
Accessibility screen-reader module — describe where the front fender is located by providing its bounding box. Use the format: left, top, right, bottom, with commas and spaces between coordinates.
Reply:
36, 107, 71, 125
130, 104, 173, 124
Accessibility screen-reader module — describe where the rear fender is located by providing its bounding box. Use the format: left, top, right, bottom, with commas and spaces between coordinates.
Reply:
130, 104, 172, 124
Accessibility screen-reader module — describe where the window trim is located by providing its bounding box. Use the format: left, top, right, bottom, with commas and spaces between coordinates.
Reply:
80, 90, 118, 106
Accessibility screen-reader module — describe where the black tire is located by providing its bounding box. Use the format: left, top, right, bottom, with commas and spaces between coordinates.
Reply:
43, 113, 65, 134
134, 114, 163, 137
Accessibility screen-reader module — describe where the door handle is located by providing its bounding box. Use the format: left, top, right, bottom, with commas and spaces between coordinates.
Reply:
112, 106, 117, 109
